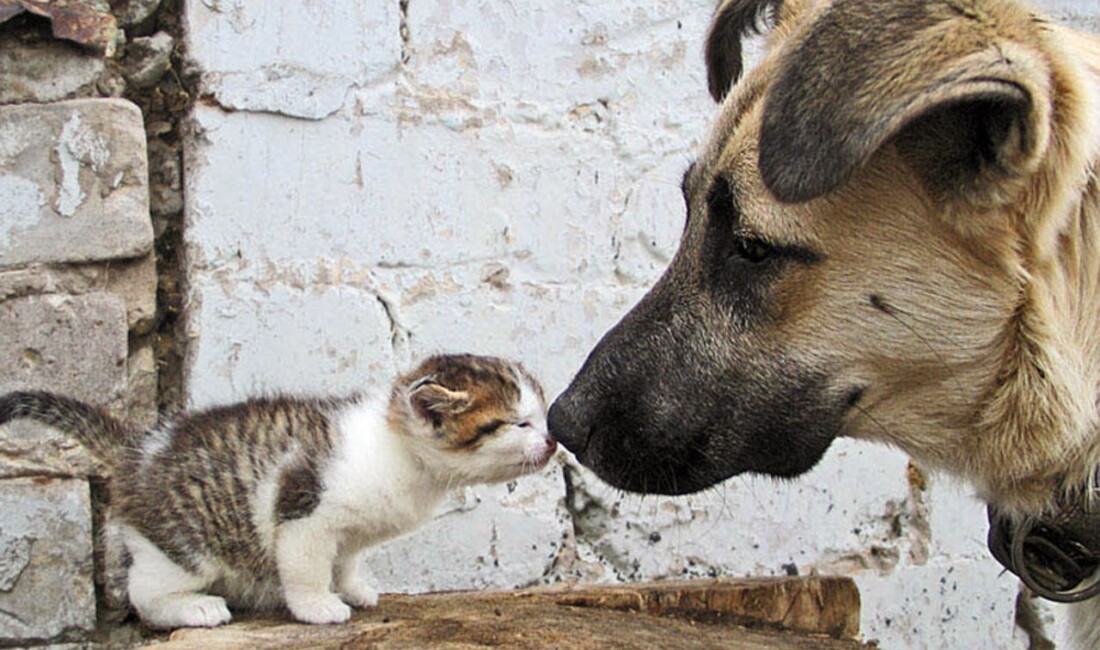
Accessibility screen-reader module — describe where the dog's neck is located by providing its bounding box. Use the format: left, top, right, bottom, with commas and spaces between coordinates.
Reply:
969, 28, 1100, 516
975, 176, 1100, 515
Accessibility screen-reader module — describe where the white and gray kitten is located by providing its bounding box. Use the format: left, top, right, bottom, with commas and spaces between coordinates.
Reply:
0, 354, 555, 629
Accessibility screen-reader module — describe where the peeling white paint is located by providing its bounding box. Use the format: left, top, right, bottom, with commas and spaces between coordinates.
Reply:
186, 0, 401, 118
202, 66, 355, 120
55, 113, 110, 218
0, 100, 153, 267
0, 122, 25, 164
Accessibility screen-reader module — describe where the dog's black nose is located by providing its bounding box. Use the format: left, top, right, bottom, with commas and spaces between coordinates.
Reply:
547, 395, 591, 457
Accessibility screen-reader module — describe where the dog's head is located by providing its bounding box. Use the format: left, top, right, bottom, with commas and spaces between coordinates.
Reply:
550, 0, 1100, 504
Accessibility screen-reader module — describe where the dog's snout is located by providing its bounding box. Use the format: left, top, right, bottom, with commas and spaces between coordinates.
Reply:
547, 396, 592, 457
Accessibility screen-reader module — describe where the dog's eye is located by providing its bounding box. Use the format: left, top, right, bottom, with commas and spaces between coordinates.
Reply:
734, 236, 772, 263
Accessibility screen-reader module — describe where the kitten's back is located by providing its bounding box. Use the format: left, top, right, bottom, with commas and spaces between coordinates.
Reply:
124, 394, 357, 576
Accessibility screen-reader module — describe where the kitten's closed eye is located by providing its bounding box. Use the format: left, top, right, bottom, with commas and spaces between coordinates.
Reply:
475, 419, 536, 436
475, 419, 508, 438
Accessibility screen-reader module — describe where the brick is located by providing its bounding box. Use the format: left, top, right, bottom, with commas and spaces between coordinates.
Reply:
408, 2, 712, 117
184, 281, 394, 408
0, 254, 157, 333
365, 472, 568, 595
0, 477, 96, 644
0, 38, 106, 105
185, 109, 623, 277
0, 293, 129, 406
854, 560, 1019, 649
185, 0, 400, 119
0, 420, 100, 480
0, 99, 153, 267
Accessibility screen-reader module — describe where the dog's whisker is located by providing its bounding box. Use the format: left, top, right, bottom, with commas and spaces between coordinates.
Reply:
852, 403, 897, 440
870, 295, 969, 396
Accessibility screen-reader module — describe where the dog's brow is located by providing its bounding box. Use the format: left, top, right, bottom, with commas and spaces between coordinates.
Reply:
715, 174, 824, 264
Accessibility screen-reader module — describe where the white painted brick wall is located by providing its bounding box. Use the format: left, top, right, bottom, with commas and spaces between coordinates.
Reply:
182, 1, 1097, 647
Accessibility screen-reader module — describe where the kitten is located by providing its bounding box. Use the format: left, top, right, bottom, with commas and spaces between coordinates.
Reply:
0, 354, 556, 629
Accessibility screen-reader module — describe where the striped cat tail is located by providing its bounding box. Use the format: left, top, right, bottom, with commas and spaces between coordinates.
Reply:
0, 390, 137, 461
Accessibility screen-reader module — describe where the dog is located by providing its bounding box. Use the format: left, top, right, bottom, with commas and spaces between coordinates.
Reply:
547, 0, 1100, 646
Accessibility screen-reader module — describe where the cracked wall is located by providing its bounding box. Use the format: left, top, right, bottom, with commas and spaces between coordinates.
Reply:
179, 1, 1099, 649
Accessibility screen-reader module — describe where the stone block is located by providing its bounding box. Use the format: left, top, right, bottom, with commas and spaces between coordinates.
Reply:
0, 420, 100, 480
0, 254, 157, 333
0, 99, 153, 267
0, 37, 106, 104
114, 0, 165, 28
0, 293, 129, 406
124, 343, 158, 427
122, 32, 174, 89
0, 477, 96, 644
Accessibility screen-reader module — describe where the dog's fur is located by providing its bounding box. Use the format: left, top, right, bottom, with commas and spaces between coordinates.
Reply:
548, 0, 1100, 645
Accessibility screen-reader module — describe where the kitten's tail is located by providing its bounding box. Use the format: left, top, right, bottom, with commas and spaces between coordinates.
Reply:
0, 391, 138, 463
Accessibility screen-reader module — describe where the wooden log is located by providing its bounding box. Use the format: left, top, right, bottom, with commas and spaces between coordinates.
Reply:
153, 577, 871, 650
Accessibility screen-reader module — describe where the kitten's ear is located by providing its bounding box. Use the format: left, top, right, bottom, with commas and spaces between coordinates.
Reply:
409, 378, 472, 423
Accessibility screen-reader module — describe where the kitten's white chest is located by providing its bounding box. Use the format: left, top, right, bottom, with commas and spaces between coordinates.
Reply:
320, 401, 447, 542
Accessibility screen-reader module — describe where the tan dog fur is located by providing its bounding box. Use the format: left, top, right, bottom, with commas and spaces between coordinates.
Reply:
550, 0, 1100, 645
709, 0, 1100, 514
717, 2, 1100, 644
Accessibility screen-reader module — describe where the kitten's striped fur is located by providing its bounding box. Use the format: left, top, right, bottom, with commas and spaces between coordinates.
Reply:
0, 354, 555, 629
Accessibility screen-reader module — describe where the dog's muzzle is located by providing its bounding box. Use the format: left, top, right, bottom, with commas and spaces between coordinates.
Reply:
546, 394, 592, 458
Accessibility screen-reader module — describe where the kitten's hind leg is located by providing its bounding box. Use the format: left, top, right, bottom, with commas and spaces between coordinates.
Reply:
336, 549, 379, 608
275, 518, 351, 624
124, 528, 231, 629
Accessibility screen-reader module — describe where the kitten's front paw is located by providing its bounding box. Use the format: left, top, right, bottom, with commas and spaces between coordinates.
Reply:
184, 596, 233, 628
287, 593, 352, 625
340, 581, 379, 609
167, 595, 232, 629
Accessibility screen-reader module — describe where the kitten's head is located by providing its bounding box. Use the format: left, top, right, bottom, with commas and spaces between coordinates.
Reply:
390, 354, 556, 484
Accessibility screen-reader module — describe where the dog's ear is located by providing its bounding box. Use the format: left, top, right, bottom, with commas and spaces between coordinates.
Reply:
759, 0, 1050, 204
705, 0, 784, 102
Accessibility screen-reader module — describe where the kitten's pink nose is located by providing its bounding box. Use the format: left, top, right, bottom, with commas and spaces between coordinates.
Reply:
545, 437, 558, 453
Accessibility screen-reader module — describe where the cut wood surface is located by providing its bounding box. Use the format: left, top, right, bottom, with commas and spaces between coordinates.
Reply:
151, 577, 873, 649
